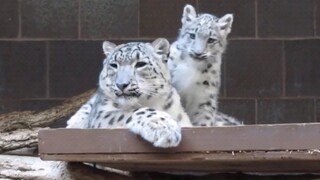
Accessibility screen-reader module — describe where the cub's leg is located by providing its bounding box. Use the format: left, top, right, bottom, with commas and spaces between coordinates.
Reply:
215, 111, 242, 126
126, 108, 181, 148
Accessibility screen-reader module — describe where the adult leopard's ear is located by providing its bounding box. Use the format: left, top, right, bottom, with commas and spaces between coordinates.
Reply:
182, 4, 196, 25
102, 41, 116, 57
152, 38, 170, 56
218, 13, 234, 36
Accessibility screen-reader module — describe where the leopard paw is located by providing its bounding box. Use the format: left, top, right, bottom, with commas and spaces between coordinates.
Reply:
127, 108, 182, 148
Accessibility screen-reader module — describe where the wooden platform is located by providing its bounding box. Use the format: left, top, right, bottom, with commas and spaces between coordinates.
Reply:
38, 123, 320, 173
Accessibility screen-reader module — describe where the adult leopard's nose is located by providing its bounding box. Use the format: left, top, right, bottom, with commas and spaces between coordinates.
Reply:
116, 83, 129, 91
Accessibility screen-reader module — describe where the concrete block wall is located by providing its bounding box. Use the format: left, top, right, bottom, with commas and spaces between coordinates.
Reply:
1, 0, 320, 125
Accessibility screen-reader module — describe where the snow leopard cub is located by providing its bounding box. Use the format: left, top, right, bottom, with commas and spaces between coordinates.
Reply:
168, 4, 241, 126
67, 38, 192, 148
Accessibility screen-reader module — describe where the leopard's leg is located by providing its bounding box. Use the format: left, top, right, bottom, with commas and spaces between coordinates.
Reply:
66, 94, 97, 128
126, 107, 181, 148
191, 108, 242, 127
189, 98, 218, 127
214, 111, 242, 126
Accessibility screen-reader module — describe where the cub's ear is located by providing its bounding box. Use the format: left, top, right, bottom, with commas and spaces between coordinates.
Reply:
218, 13, 233, 35
182, 4, 196, 25
151, 38, 170, 56
102, 41, 116, 57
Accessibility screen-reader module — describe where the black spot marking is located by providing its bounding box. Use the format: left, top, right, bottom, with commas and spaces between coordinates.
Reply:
113, 103, 119, 108
211, 70, 217, 74
96, 111, 103, 119
108, 117, 115, 125
211, 82, 218, 87
101, 99, 108, 105
203, 81, 209, 86
210, 106, 217, 110
202, 69, 208, 73
200, 123, 207, 127
166, 89, 173, 101
160, 72, 165, 79
126, 117, 132, 124
147, 108, 156, 112
160, 117, 165, 121
153, 68, 157, 74
98, 122, 101, 128
136, 111, 145, 115
205, 116, 211, 120
207, 63, 212, 69
209, 94, 215, 99
117, 114, 124, 122
133, 108, 140, 112
147, 114, 153, 118
104, 114, 111, 119
163, 100, 173, 110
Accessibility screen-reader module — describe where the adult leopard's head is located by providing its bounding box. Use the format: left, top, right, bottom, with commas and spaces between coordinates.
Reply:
178, 4, 233, 60
99, 38, 171, 106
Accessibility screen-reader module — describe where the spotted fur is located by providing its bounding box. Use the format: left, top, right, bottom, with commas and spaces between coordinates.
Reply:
67, 38, 191, 148
168, 4, 241, 126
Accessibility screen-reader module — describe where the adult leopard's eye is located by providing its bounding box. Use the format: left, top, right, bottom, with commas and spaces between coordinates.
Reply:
109, 63, 118, 69
207, 38, 217, 44
189, 33, 195, 40
135, 61, 148, 68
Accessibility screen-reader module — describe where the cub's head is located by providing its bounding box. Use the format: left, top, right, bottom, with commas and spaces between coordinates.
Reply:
99, 38, 170, 106
178, 4, 233, 60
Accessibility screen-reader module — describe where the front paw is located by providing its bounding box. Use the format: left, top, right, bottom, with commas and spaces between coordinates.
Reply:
127, 110, 182, 148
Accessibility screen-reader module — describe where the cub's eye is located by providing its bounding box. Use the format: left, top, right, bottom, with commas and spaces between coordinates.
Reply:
135, 61, 148, 68
207, 38, 217, 44
109, 63, 118, 69
189, 33, 195, 40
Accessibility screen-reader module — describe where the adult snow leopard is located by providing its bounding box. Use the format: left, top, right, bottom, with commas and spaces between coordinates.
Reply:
67, 38, 192, 148
168, 4, 241, 126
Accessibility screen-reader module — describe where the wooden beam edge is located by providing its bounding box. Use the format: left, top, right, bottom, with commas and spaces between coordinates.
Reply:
39, 123, 320, 154
39, 151, 320, 173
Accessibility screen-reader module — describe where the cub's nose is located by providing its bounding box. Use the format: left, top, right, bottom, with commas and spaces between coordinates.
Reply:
194, 52, 203, 57
116, 83, 129, 91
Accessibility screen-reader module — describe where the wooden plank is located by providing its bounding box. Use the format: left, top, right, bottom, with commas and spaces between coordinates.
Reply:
39, 123, 320, 154
40, 151, 320, 173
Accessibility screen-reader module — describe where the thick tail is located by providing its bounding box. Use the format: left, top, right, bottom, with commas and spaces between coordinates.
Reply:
215, 111, 243, 126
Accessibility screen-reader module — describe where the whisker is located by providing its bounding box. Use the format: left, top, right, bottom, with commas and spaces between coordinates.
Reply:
140, 90, 161, 97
